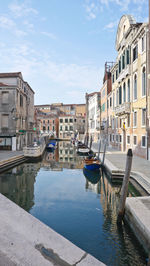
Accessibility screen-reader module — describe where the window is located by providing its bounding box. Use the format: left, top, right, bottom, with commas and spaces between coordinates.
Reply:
112, 134, 115, 142
2, 114, 9, 128
2, 92, 9, 104
60, 119, 63, 123
48, 126, 49, 131
122, 52, 125, 69
102, 103, 105, 112
134, 74, 137, 100
20, 94, 23, 107
142, 37, 145, 52
65, 119, 68, 123
133, 112, 137, 127
70, 118, 73, 123
48, 120, 49, 124
116, 70, 118, 80
119, 118, 122, 128
60, 126, 62, 131
70, 126, 73, 131
142, 67, 146, 96
119, 86, 122, 105
126, 48, 130, 64
53, 126, 55, 131
110, 97, 112, 107
123, 82, 126, 103
43, 120, 45, 124
127, 79, 130, 102
141, 136, 146, 147
65, 126, 68, 131
127, 114, 130, 127
116, 135, 118, 142
119, 59, 121, 73
110, 134, 112, 142
120, 135, 122, 143
107, 99, 109, 109
127, 135, 130, 144
133, 136, 137, 145
142, 108, 146, 126
133, 44, 138, 62
112, 74, 114, 83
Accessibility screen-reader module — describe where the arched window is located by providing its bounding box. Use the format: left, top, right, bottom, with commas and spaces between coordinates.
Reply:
127, 79, 130, 102
142, 67, 146, 96
119, 86, 122, 105
134, 74, 137, 100
123, 82, 126, 102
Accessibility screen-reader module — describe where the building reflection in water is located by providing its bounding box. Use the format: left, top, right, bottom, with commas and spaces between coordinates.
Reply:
0, 163, 41, 212
42, 141, 84, 170
84, 168, 145, 265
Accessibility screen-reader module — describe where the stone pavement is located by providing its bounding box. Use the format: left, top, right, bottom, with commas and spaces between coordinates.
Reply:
0, 150, 23, 162
92, 142, 150, 179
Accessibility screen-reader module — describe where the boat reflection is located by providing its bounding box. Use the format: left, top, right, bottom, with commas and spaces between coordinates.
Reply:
83, 167, 101, 184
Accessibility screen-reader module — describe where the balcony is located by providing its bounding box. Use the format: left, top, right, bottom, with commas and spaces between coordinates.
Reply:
115, 102, 131, 116
117, 65, 131, 83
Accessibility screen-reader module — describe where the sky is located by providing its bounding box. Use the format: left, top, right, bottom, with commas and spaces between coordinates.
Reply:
0, 0, 148, 105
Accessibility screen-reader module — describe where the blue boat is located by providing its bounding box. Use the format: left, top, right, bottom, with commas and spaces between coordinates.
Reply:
84, 158, 101, 170
83, 167, 100, 184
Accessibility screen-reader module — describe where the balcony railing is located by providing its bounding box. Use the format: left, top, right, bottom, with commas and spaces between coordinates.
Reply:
115, 102, 131, 116
117, 65, 131, 83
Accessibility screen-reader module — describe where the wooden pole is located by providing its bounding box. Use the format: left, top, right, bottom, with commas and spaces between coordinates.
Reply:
117, 149, 133, 224
89, 135, 92, 150
97, 140, 101, 160
102, 142, 106, 164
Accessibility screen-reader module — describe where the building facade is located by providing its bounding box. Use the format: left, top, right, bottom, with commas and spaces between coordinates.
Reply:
59, 115, 85, 140
100, 15, 149, 159
0, 72, 35, 151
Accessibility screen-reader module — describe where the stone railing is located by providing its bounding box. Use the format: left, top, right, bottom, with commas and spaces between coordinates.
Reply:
115, 102, 131, 116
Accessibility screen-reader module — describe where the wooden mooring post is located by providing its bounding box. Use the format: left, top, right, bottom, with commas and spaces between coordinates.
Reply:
97, 140, 101, 160
102, 142, 106, 164
117, 149, 133, 224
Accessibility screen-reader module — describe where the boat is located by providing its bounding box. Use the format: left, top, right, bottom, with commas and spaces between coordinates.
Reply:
83, 167, 100, 184
84, 157, 101, 170
77, 147, 90, 156
46, 140, 57, 151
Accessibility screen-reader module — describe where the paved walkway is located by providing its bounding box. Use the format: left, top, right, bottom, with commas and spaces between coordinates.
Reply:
92, 142, 150, 179
0, 151, 23, 162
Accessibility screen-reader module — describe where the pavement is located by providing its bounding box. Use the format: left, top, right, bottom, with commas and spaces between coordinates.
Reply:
0, 150, 23, 162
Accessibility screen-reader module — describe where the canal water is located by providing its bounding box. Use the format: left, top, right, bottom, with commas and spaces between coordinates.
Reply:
0, 142, 147, 265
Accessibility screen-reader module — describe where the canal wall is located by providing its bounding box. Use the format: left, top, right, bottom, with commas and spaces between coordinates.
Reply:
0, 154, 27, 173
0, 193, 105, 266
91, 142, 150, 255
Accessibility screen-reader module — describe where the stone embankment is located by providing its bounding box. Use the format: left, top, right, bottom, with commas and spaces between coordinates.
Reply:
92, 142, 150, 255
0, 151, 27, 173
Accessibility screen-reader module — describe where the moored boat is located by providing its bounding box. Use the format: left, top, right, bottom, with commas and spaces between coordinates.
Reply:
84, 157, 101, 170
83, 167, 100, 184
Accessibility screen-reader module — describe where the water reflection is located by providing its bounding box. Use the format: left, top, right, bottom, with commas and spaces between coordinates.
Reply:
0, 141, 147, 265
0, 163, 40, 211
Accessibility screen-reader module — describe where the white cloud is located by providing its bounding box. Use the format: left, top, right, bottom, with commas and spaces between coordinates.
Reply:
0, 16, 15, 29
104, 20, 118, 30
84, 0, 147, 20
41, 31, 57, 40
9, 1, 38, 18
0, 42, 102, 103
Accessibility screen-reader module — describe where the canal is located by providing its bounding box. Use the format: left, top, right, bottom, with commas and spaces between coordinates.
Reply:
0, 141, 148, 265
